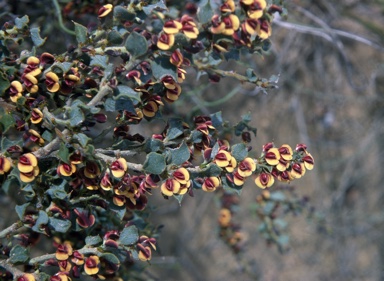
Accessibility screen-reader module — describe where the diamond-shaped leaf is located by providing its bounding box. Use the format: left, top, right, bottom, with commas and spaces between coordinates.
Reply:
30, 27, 47, 47
73, 22, 88, 44
169, 141, 190, 165
119, 225, 139, 246
143, 152, 166, 175
125, 31, 148, 58
9, 245, 29, 264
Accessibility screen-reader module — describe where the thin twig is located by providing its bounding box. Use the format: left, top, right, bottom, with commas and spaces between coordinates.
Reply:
0, 222, 23, 239
51, 0, 76, 36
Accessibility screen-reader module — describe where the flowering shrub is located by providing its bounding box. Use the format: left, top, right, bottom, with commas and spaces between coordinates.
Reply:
0, 0, 314, 280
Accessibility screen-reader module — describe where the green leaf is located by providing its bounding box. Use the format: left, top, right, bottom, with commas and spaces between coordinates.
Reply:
85, 235, 102, 246
144, 138, 165, 153
119, 225, 139, 246
14, 15, 29, 29
210, 111, 223, 129
112, 139, 145, 150
21, 184, 36, 201
57, 142, 70, 163
32, 210, 49, 234
15, 203, 30, 220
173, 194, 184, 205
41, 130, 53, 142
47, 182, 68, 200
196, 163, 222, 177
125, 32, 148, 58
113, 6, 136, 21
116, 85, 141, 101
114, 98, 136, 113
169, 141, 190, 165
73, 133, 91, 147
30, 27, 46, 47
1, 176, 18, 195
0, 69, 10, 95
151, 56, 178, 81
197, 0, 213, 24
101, 252, 121, 265
246, 68, 258, 83
51, 62, 74, 74
90, 55, 108, 68
73, 21, 88, 44
9, 245, 29, 264
69, 106, 85, 127
0, 107, 15, 133
143, 152, 166, 175
49, 217, 72, 233
165, 118, 184, 141
231, 143, 248, 162
104, 97, 115, 111
142, 2, 167, 15
107, 29, 123, 45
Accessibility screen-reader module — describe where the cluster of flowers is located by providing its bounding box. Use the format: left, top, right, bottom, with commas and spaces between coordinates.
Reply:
255, 142, 314, 189
211, 0, 276, 50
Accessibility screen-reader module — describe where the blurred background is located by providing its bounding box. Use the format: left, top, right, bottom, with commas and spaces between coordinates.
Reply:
1, 0, 384, 280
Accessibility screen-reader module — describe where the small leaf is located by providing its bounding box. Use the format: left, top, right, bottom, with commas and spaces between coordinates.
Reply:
73, 22, 88, 44
85, 235, 102, 246
51, 62, 74, 74
116, 85, 141, 101
114, 98, 136, 113
210, 111, 223, 130
196, 163, 222, 177
30, 27, 47, 47
174, 194, 184, 205
142, 1, 167, 15
15, 203, 30, 220
231, 143, 248, 162
69, 106, 85, 127
90, 55, 108, 68
197, 0, 213, 24
0, 107, 15, 133
125, 32, 148, 58
9, 245, 29, 264
119, 225, 139, 246
221, 176, 242, 195
73, 133, 91, 147
108, 30, 123, 45
151, 56, 178, 81
32, 210, 49, 234
49, 217, 72, 233
101, 253, 120, 265
143, 152, 166, 175
144, 138, 165, 153
104, 97, 115, 111
41, 130, 53, 142
165, 118, 184, 141
0, 70, 10, 95
57, 142, 70, 164
113, 6, 136, 21
21, 184, 36, 201
169, 141, 190, 165
14, 15, 29, 29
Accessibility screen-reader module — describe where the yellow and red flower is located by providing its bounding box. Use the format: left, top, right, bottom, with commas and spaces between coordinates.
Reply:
237, 157, 256, 177
110, 158, 128, 178
180, 15, 199, 39
173, 167, 190, 185
161, 178, 181, 196
18, 153, 39, 183
302, 154, 314, 170
278, 144, 293, 161
0, 156, 11, 175
221, 14, 240, 36
45, 72, 60, 93
98, 4, 113, 18
157, 32, 175, 51
257, 18, 272, 39
163, 20, 182, 35
246, 0, 267, 19
290, 162, 306, 179
137, 244, 152, 261
264, 147, 280, 166
57, 163, 76, 177
55, 241, 73, 261
84, 255, 100, 275
30, 108, 44, 124
9, 80, 24, 102
255, 172, 274, 189
214, 150, 233, 167
202, 176, 221, 192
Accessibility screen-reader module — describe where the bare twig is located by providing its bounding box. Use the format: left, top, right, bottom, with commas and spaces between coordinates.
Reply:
0, 222, 23, 239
